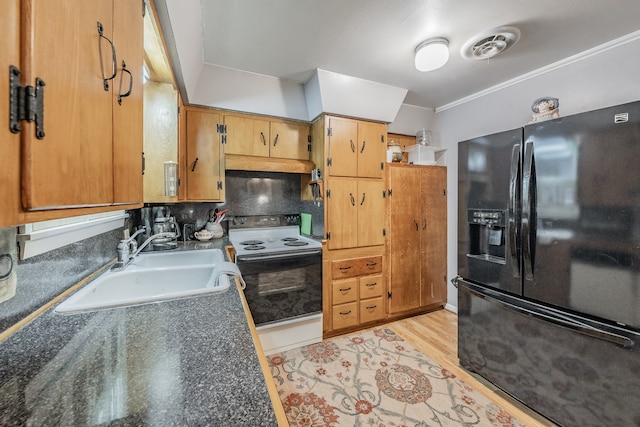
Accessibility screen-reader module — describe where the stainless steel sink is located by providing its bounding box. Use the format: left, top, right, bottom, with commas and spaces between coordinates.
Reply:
56, 249, 235, 314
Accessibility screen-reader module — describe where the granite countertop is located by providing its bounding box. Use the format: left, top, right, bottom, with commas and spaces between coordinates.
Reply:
0, 239, 278, 426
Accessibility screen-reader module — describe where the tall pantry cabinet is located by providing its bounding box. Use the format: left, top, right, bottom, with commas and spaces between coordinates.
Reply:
387, 163, 447, 315
313, 115, 387, 337
3, 0, 144, 226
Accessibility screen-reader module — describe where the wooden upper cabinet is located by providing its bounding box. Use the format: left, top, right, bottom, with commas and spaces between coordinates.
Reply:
112, 0, 144, 204
186, 108, 224, 201
326, 177, 385, 250
19, 0, 143, 210
326, 117, 358, 177
326, 116, 386, 179
269, 121, 310, 160
1, 0, 21, 228
357, 121, 386, 178
224, 114, 310, 160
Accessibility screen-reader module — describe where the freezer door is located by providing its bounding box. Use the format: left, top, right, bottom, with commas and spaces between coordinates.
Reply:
458, 128, 523, 294
458, 280, 640, 427
523, 100, 640, 329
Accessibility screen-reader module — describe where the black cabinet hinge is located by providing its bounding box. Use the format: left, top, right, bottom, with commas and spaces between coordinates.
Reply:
327, 158, 332, 166
382, 190, 386, 199
443, 188, 446, 196
383, 228, 386, 236
221, 135, 227, 144
142, 0, 146, 16
177, 177, 181, 187
387, 291, 392, 298
326, 189, 331, 198
141, 152, 145, 175
444, 275, 447, 283
217, 181, 223, 190
387, 189, 392, 197
327, 128, 332, 136
9, 66, 45, 139
380, 162, 384, 170
307, 134, 312, 152
326, 231, 331, 240
381, 134, 385, 143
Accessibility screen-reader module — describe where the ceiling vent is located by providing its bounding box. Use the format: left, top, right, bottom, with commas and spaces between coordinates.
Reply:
461, 26, 521, 60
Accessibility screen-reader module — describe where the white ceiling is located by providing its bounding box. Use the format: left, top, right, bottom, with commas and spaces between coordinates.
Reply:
195, 0, 640, 109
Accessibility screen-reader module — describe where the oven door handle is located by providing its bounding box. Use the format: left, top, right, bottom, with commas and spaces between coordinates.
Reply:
237, 250, 322, 262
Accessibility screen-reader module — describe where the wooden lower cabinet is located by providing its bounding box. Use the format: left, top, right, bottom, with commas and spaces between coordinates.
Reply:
324, 249, 386, 336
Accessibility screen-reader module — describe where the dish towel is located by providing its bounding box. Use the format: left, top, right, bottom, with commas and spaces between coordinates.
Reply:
208, 262, 246, 289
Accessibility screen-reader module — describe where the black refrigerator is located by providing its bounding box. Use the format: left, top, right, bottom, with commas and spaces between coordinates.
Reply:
457, 101, 640, 426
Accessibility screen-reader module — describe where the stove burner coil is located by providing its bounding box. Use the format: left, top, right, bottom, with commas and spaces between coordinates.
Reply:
281, 237, 298, 242
284, 241, 309, 246
240, 240, 264, 245
243, 245, 266, 251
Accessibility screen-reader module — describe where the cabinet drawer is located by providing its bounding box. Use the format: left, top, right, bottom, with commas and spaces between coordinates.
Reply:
331, 256, 383, 279
332, 302, 358, 330
360, 297, 385, 323
332, 278, 358, 305
359, 274, 383, 299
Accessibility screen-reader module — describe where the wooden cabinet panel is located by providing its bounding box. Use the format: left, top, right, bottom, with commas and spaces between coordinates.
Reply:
357, 121, 386, 178
326, 117, 358, 177
388, 164, 447, 314
332, 301, 358, 330
186, 109, 224, 201
332, 278, 358, 305
331, 256, 383, 279
326, 178, 385, 250
269, 121, 309, 160
224, 115, 270, 157
360, 297, 385, 323
359, 274, 383, 299
1, 0, 21, 227
356, 179, 386, 247
22, 0, 115, 209
112, 0, 144, 204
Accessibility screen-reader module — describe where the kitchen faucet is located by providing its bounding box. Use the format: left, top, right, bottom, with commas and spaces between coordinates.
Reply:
112, 228, 177, 271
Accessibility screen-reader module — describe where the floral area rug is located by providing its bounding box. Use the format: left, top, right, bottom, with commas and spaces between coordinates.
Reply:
268, 327, 527, 427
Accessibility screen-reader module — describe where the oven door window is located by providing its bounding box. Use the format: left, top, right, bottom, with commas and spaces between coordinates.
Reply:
237, 253, 322, 326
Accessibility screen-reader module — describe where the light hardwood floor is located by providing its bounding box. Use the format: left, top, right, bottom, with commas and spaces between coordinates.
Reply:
388, 309, 556, 427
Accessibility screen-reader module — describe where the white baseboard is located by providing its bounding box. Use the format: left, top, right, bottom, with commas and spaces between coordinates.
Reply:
445, 303, 458, 314
257, 313, 323, 355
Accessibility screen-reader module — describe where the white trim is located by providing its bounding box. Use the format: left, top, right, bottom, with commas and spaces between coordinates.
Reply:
17, 213, 128, 260
436, 30, 640, 113
445, 303, 458, 314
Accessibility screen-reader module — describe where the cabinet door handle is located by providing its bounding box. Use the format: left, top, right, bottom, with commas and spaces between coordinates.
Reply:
365, 305, 377, 310
117, 60, 132, 105
365, 282, 377, 287
272, 134, 279, 147
191, 157, 199, 172
349, 193, 355, 206
339, 310, 352, 316
339, 287, 352, 293
97, 22, 117, 91
360, 192, 366, 205
414, 219, 419, 231
260, 132, 267, 145
366, 262, 377, 267
360, 140, 366, 153
423, 219, 427, 230
339, 266, 352, 271
350, 139, 355, 153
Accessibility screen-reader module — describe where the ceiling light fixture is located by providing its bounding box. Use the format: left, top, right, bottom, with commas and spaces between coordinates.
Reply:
414, 37, 449, 72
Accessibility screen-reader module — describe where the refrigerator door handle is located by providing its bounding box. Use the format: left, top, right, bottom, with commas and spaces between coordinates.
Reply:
509, 143, 520, 278
464, 282, 635, 348
522, 140, 535, 280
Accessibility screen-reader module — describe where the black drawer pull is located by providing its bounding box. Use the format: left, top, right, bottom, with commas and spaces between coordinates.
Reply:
366, 262, 377, 267
365, 305, 377, 310
339, 287, 352, 292
339, 310, 352, 316
365, 282, 377, 287
339, 266, 352, 271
